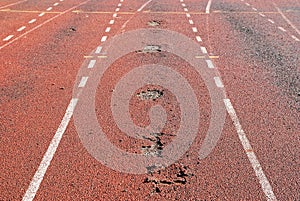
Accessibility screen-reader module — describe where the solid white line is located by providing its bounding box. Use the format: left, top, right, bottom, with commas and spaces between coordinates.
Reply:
205, 0, 212, 14
46, 7, 52, 11
78, 76, 88, 88
95, 46, 102, 54
183, 8, 188, 12
196, 36, 202, 42
109, 19, 115, 24
113, 13, 117, 17
53, 2, 59, 6
259, 13, 265, 17
3, 35, 14, 41
17, 26, 26, 32
273, 2, 300, 36
88, 59, 96, 68
214, 77, 224, 88
137, 0, 152, 12
201, 46, 207, 54
38, 12, 45, 17
22, 98, 78, 201
101, 36, 107, 42
268, 19, 274, 24
186, 13, 191, 17
223, 99, 277, 201
189, 19, 194, 24
291, 35, 300, 41
192, 27, 198, 32
278, 26, 286, 32
105, 27, 111, 32
205, 59, 214, 68
28, 19, 36, 24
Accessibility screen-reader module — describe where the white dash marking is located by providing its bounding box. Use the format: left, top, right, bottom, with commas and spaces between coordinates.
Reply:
205, 60, 214, 68
78, 77, 88, 88
60, 0, 63, 1
17, 26, 26, 32
3, 35, 14, 41
268, 19, 274, 24
186, 13, 191, 18
95, 46, 102, 54
183, 8, 188, 12
120, 0, 123, 2
28, 19, 36, 24
118, 3, 122, 7
182, 3, 186, 7
115, 7, 120, 12
38, 12, 45, 17
278, 26, 286, 32
46, 7, 52, 11
223, 99, 277, 201
189, 19, 194, 24
252, 7, 257, 11
291, 35, 300, 41
113, 13, 117, 17
206, 0, 213, 14
109, 19, 115, 24
180, 0, 183, 2
22, 98, 78, 201
214, 77, 224, 88
259, 13, 265, 17
241, 0, 244, 1
196, 36, 202, 42
192, 27, 198, 32
88, 59, 96, 68
201, 46, 207, 54
245, 3, 250, 6
105, 27, 111, 32
53, 2, 59, 6
101, 36, 107, 42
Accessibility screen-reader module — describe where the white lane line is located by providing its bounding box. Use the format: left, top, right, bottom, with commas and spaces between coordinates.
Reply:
120, 0, 124, 2
38, 12, 45, 17
273, 2, 300, 36
118, 3, 122, 7
113, 13, 117, 17
186, 13, 191, 17
60, 0, 63, 1
46, 7, 52, 11
115, 7, 120, 12
101, 36, 107, 42
205, 0, 213, 14
196, 36, 202, 42
105, 27, 111, 32
182, 3, 186, 7
88, 59, 96, 68
259, 13, 265, 17
278, 26, 286, 32
223, 99, 277, 201
183, 8, 188, 12
205, 59, 215, 68
28, 19, 36, 24
0, 0, 27, 9
291, 35, 300, 41
214, 77, 224, 88
245, 3, 250, 6
17, 26, 26, 32
3, 35, 14, 41
189, 19, 194, 24
192, 27, 198, 32
22, 98, 78, 201
95, 46, 102, 54
268, 19, 274, 24
53, 2, 59, 6
180, 0, 183, 2
78, 77, 88, 88
109, 19, 115, 24
252, 7, 257, 11
201, 46, 207, 54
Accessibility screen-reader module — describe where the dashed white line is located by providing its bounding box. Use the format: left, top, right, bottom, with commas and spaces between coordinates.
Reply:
205, 59, 215, 68
46, 7, 52, 11
223, 99, 277, 201
189, 19, 194, 24
115, 7, 120, 12
183, 8, 188, 12
101, 36, 107, 42
105, 27, 111, 33
28, 19, 36, 24
78, 77, 89, 88
95, 46, 102, 54
214, 77, 224, 88
182, 3, 186, 7
201, 46, 207, 54
118, 3, 122, 7
109, 19, 115, 24
113, 13, 117, 18
53, 2, 59, 6
291, 35, 300, 41
278, 26, 286, 32
245, 3, 250, 6
192, 27, 198, 32
259, 13, 265, 17
180, 0, 184, 2
22, 98, 78, 201
252, 7, 257, 11
17, 26, 26, 32
186, 13, 191, 18
88, 59, 96, 68
3, 35, 14, 41
268, 19, 274, 24
196, 36, 202, 42
205, 0, 213, 14
38, 12, 45, 17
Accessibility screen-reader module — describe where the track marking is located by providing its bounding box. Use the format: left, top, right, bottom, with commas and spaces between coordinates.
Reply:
95, 46, 102, 54
38, 12, 45, 17
245, 3, 250, 6
258, 13, 265, 17
291, 35, 300, 41
88, 60, 96, 68
115, 7, 120, 12
214, 77, 224, 88
205, 59, 215, 68
118, 3, 122, 7
3, 35, 14, 41
53, 2, 59, 6
78, 77, 88, 88
22, 98, 78, 201
186, 13, 191, 17
205, 0, 212, 14
189, 19, 194, 24
105, 27, 111, 32
223, 99, 277, 201
109, 19, 115, 24
182, 3, 186, 7
268, 19, 274, 24
46, 7, 52, 11
252, 7, 257, 11
17, 26, 26, 32
192, 27, 198, 32
183, 8, 188, 12
28, 19, 36, 24
278, 26, 286, 32
0, 0, 27, 9
200, 46, 207, 54
196, 36, 202, 42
